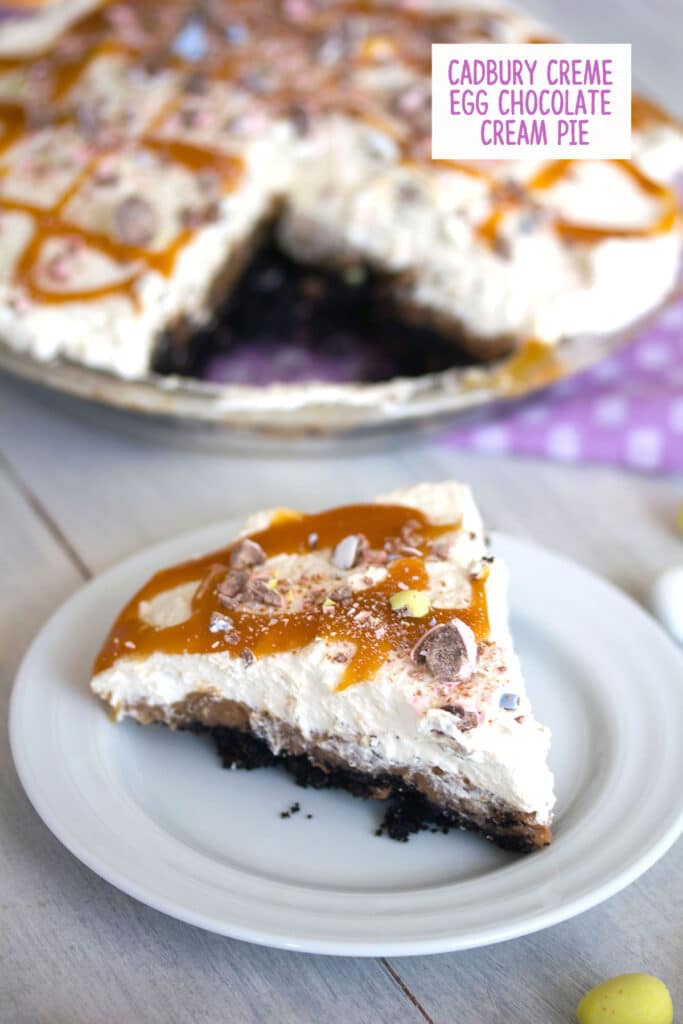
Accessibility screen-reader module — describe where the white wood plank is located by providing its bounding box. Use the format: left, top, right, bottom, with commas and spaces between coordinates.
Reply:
0, 461, 425, 1024
390, 843, 683, 1022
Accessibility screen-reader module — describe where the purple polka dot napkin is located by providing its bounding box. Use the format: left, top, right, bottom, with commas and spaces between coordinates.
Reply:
443, 299, 683, 474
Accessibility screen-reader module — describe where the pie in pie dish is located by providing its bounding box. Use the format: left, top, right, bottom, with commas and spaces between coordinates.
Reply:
91, 482, 555, 851
0, 0, 681, 380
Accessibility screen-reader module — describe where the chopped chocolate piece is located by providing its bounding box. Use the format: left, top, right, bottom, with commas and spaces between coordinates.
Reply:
395, 179, 423, 204
229, 538, 266, 569
411, 619, 477, 681
242, 647, 256, 666
179, 106, 200, 130
113, 195, 158, 248
179, 205, 204, 229
329, 585, 353, 603
331, 533, 368, 570
289, 103, 310, 137
93, 166, 120, 187
493, 235, 513, 261
183, 70, 210, 95
203, 200, 222, 224
245, 579, 283, 607
218, 569, 250, 598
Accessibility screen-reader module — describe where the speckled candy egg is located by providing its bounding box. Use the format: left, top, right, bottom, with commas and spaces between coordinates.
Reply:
650, 567, 683, 645
577, 973, 673, 1024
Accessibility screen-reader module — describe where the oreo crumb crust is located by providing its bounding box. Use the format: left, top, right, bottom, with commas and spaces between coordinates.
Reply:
186, 723, 549, 853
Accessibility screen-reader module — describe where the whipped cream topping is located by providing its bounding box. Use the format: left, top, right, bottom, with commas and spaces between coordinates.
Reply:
0, 0, 681, 378
92, 482, 555, 822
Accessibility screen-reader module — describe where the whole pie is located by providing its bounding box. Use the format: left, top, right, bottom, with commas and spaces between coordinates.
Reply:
0, 0, 681, 379
91, 481, 555, 851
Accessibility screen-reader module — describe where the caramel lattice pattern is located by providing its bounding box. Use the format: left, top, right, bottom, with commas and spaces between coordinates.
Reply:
0, 0, 678, 310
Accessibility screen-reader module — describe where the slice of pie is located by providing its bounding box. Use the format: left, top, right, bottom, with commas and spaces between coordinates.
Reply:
91, 481, 555, 851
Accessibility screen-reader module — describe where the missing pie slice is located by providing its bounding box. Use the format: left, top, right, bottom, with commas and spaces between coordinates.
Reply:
91, 481, 555, 851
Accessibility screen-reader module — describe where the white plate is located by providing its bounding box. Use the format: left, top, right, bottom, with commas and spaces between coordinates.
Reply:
10, 523, 683, 956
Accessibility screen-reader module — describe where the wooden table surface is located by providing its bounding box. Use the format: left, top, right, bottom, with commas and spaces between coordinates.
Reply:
2, 3, 683, 1022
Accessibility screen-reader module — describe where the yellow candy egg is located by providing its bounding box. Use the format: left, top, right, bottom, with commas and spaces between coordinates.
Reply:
577, 974, 673, 1024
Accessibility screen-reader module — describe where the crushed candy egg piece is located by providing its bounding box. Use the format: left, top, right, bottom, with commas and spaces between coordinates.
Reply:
389, 590, 431, 618
576, 973, 673, 1024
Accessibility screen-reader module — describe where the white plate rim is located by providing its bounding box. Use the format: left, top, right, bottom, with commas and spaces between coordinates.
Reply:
10, 522, 683, 956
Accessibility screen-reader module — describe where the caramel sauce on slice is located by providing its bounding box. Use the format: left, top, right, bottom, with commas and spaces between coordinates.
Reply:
94, 503, 490, 692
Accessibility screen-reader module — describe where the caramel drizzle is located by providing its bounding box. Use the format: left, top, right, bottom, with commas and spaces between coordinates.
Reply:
94, 503, 490, 692
0, 0, 679, 311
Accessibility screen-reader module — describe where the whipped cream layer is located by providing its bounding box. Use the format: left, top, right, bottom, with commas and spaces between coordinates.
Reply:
91, 482, 555, 823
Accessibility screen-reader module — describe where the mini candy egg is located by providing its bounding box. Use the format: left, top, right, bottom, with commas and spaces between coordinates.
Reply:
389, 590, 431, 618
576, 973, 673, 1024
650, 567, 683, 645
